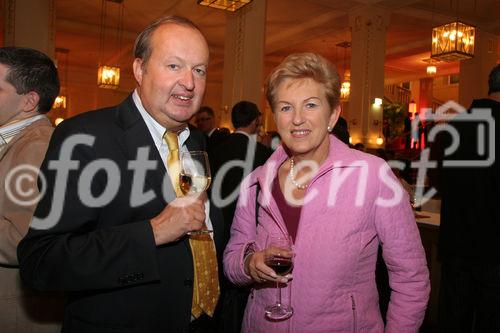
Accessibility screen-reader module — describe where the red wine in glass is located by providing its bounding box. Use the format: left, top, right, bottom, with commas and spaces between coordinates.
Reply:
266, 257, 293, 276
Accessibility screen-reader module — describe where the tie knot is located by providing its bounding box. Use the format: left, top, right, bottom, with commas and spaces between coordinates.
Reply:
163, 131, 179, 151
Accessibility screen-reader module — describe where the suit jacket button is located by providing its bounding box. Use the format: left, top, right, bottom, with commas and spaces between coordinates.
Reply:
184, 279, 193, 287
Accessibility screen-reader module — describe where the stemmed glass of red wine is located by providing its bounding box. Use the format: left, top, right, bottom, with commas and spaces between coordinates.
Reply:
264, 233, 294, 320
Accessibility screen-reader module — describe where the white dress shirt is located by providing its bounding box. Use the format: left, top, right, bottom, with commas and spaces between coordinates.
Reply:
132, 91, 213, 233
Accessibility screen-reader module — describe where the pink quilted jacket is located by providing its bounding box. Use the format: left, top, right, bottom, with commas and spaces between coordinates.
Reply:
223, 136, 430, 333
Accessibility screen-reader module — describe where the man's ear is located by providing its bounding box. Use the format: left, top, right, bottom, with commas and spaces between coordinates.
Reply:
133, 58, 144, 85
253, 117, 259, 133
23, 91, 40, 112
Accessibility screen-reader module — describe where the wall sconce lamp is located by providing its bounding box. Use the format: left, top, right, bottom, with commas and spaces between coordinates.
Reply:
373, 98, 383, 107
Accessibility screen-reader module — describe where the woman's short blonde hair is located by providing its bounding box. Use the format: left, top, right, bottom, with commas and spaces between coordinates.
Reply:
265, 52, 341, 111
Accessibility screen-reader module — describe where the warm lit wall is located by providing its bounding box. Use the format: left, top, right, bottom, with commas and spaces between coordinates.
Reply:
47, 60, 230, 130
202, 81, 224, 127
432, 76, 459, 104
48, 63, 136, 120
408, 75, 459, 109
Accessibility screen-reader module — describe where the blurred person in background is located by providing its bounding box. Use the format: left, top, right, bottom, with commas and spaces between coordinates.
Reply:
210, 100, 272, 333
435, 64, 500, 333
0, 47, 63, 333
195, 105, 229, 152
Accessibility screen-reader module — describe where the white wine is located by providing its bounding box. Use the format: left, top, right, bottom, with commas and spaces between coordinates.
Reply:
179, 173, 211, 195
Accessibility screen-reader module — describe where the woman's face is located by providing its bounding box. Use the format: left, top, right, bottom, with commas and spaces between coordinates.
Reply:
273, 77, 340, 161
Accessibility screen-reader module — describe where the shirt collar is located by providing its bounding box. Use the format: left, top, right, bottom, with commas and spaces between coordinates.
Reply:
235, 130, 258, 142
0, 114, 47, 144
132, 90, 190, 148
235, 130, 251, 139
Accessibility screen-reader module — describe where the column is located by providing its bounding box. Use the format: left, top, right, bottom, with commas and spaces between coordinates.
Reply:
221, 0, 267, 129
418, 77, 433, 149
348, 6, 390, 148
419, 77, 433, 111
459, 29, 498, 108
3, 0, 56, 58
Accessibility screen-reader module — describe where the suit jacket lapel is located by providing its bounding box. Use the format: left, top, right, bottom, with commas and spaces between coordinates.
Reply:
114, 95, 175, 205
184, 133, 202, 152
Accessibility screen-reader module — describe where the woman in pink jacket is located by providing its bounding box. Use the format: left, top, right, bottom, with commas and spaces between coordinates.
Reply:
223, 53, 430, 332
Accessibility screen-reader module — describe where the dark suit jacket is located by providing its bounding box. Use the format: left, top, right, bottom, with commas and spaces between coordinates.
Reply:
208, 128, 229, 148
433, 98, 499, 265
206, 128, 229, 154
209, 133, 272, 242
17, 95, 224, 333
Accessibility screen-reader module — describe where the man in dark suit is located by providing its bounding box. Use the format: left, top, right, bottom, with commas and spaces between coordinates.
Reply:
18, 16, 223, 333
435, 64, 500, 332
209, 100, 271, 333
195, 106, 229, 152
210, 100, 272, 240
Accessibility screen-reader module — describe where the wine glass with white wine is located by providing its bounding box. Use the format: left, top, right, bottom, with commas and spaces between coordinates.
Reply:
179, 150, 212, 235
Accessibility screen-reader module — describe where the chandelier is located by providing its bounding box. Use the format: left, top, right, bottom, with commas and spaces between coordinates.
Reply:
97, 0, 124, 89
341, 80, 351, 100
52, 48, 69, 111
431, 21, 475, 62
197, 0, 253, 12
53, 96, 67, 109
98, 65, 120, 88
336, 41, 351, 101
422, 58, 439, 75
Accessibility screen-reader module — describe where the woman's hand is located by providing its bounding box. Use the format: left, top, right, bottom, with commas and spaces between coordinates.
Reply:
244, 248, 292, 284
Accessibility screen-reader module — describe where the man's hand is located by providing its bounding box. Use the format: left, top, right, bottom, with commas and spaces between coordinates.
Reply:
150, 195, 206, 245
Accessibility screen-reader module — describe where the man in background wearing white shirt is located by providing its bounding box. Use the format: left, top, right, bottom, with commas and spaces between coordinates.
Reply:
0, 47, 63, 333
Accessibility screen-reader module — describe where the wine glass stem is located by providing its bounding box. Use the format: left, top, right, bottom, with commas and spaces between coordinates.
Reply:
276, 281, 281, 306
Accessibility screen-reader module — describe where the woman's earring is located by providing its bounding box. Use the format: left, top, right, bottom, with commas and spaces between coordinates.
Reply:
327, 125, 333, 132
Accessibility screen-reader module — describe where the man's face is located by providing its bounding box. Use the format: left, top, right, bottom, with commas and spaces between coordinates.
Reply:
133, 23, 209, 130
0, 64, 26, 126
195, 111, 215, 134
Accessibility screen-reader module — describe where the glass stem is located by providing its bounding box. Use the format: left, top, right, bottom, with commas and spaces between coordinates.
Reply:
276, 281, 281, 306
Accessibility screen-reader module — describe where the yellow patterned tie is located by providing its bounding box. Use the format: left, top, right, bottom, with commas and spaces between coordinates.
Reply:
163, 131, 220, 318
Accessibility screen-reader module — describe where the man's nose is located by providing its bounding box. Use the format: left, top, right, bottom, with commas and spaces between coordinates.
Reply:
179, 69, 194, 90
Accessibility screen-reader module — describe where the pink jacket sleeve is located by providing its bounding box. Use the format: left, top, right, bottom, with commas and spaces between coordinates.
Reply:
374, 166, 430, 333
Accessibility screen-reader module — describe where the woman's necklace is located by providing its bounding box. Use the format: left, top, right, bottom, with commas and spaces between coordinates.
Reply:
289, 157, 309, 190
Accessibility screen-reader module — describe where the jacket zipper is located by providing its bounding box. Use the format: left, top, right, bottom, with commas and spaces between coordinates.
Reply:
293, 163, 334, 251
351, 295, 357, 333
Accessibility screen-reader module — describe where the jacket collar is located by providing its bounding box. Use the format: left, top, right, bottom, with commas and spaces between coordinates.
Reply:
0, 117, 52, 161
115, 94, 142, 130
